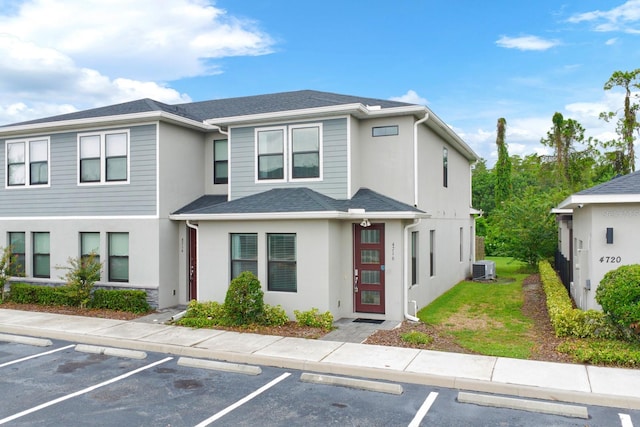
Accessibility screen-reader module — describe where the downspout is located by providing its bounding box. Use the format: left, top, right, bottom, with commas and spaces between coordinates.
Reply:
186, 220, 199, 300
403, 218, 421, 321
413, 113, 429, 207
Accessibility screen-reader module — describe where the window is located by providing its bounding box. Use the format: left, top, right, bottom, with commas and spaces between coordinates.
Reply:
372, 125, 399, 137
411, 231, 418, 285
81, 232, 100, 265
267, 234, 296, 292
79, 131, 129, 184
443, 147, 448, 188
230, 233, 258, 279
256, 124, 322, 182
429, 230, 435, 277
8, 232, 25, 275
108, 233, 128, 282
32, 232, 50, 278
257, 128, 285, 180
6, 138, 49, 187
214, 139, 228, 184
290, 126, 320, 179
459, 227, 464, 262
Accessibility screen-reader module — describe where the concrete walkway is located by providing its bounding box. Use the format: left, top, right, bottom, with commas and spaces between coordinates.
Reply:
1, 308, 640, 410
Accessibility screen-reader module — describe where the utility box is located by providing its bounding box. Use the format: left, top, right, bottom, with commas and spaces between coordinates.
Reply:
472, 260, 496, 281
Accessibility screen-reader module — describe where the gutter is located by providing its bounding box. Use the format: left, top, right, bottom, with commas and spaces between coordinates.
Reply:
413, 113, 429, 206
403, 219, 422, 322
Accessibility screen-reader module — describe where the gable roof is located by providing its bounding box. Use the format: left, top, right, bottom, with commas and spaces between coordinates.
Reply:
170, 187, 426, 221
557, 171, 640, 209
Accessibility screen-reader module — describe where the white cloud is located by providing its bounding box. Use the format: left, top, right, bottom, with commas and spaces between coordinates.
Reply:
0, 0, 275, 124
605, 37, 618, 45
389, 90, 428, 105
496, 35, 560, 51
568, 0, 640, 33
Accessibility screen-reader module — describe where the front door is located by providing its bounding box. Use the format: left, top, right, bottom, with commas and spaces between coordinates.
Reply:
188, 227, 197, 300
354, 223, 385, 314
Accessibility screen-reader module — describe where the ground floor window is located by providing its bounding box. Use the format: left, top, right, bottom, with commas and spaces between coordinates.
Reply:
411, 231, 418, 285
108, 232, 129, 282
267, 233, 296, 292
430, 230, 435, 277
230, 233, 258, 279
8, 232, 25, 275
32, 232, 50, 278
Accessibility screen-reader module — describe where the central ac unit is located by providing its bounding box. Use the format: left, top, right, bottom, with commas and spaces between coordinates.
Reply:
472, 260, 496, 281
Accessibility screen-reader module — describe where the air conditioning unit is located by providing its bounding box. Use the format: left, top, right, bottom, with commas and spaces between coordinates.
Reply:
472, 260, 496, 281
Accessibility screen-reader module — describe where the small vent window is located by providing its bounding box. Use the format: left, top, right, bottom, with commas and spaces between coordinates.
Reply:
372, 126, 399, 137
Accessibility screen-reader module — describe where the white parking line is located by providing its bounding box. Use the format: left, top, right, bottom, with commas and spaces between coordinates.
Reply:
620, 413, 634, 427
0, 356, 173, 425
408, 392, 438, 427
194, 372, 291, 427
0, 344, 75, 368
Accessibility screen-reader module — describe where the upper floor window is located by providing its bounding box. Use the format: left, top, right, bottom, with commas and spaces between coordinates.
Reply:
291, 125, 320, 179
6, 138, 49, 187
78, 131, 129, 184
443, 147, 448, 188
372, 125, 398, 137
256, 124, 322, 182
214, 139, 228, 184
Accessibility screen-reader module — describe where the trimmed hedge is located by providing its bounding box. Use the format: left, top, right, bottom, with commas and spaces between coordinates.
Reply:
89, 289, 151, 313
596, 264, 640, 329
539, 261, 620, 339
8, 282, 150, 314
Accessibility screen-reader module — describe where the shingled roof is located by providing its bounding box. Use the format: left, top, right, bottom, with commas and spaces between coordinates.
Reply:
557, 171, 640, 209
4, 90, 414, 128
575, 171, 640, 196
171, 187, 424, 218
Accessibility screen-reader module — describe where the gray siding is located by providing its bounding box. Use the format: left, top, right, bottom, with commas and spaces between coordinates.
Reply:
229, 118, 348, 200
0, 124, 157, 217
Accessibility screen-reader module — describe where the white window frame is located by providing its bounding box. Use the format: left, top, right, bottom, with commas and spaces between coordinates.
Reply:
288, 123, 323, 182
77, 130, 130, 185
5, 137, 51, 189
255, 123, 323, 183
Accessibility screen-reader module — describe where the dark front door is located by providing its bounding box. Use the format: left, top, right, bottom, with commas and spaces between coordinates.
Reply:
354, 223, 385, 314
188, 226, 197, 300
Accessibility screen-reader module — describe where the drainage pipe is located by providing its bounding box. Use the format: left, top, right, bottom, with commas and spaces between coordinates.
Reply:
413, 113, 429, 207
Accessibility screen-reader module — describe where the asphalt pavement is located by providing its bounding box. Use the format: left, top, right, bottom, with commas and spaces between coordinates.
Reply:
1, 307, 640, 411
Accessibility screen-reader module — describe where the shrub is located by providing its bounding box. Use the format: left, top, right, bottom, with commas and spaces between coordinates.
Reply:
89, 289, 151, 313
224, 272, 264, 326
260, 304, 289, 326
9, 283, 72, 306
58, 254, 102, 308
0, 246, 22, 302
176, 300, 228, 328
294, 308, 334, 330
539, 260, 620, 339
596, 264, 640, 329
558, 339, 640, 367
401, 330, 433, 345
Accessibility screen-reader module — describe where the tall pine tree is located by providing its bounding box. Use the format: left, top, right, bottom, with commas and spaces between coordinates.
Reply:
494, 118, 511, 205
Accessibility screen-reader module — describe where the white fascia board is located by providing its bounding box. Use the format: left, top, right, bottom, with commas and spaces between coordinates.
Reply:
204, 104, 369, 126
169, 210, 430, 222
0, 111, 211, 137
557, 193, 640, 209
422, 108, 479, 162
550, 208, 573, 214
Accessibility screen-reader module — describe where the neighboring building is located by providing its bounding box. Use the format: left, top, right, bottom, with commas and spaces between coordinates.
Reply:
0, 90, 479, 321
555, 171, 640, 311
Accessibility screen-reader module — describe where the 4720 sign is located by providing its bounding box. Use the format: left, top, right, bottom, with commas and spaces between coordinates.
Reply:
599, 256, 622, 263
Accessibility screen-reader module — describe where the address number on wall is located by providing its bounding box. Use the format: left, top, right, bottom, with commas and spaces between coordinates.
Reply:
599, 256, 622, 263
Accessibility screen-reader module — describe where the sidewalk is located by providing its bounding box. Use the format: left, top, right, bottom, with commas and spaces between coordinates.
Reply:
1, 308, 640, 410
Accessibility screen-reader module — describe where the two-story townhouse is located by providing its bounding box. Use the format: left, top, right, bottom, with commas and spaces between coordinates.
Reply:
0, 90, 478, 321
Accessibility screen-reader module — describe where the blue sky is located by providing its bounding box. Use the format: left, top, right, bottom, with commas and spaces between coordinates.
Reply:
0, 0, 638, 164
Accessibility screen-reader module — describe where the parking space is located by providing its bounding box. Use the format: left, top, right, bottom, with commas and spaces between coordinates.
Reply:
1, 336, 639, 426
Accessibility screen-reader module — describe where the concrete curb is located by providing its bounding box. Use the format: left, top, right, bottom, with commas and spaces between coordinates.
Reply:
300, 372, 403, 395
177, 357, 262, 375
0, 332, 52, 347
75, 344, 147, 360
4, 325, 640, 410
458, 391, 589, 419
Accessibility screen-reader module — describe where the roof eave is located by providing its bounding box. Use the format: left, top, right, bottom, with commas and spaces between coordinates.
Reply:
557, 194, 640, 209
169, 210, 430, 221
0, 111, 211, 137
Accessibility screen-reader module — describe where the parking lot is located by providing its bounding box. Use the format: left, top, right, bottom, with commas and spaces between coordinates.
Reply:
1, 336, 639, 426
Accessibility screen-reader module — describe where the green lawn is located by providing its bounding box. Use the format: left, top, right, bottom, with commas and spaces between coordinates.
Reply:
417, 257, 535, 359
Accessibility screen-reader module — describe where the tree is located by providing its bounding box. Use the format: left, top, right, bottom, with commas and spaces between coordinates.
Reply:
59, 253, 103, 308
0, 246, 22, 301
471, 159, 495, 216
600, 69, 640, 174
494, 118, 512, 205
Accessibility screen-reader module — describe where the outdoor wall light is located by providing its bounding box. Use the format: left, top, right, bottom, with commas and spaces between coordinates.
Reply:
360, 219, 371, 227
606, 227, 614, 244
